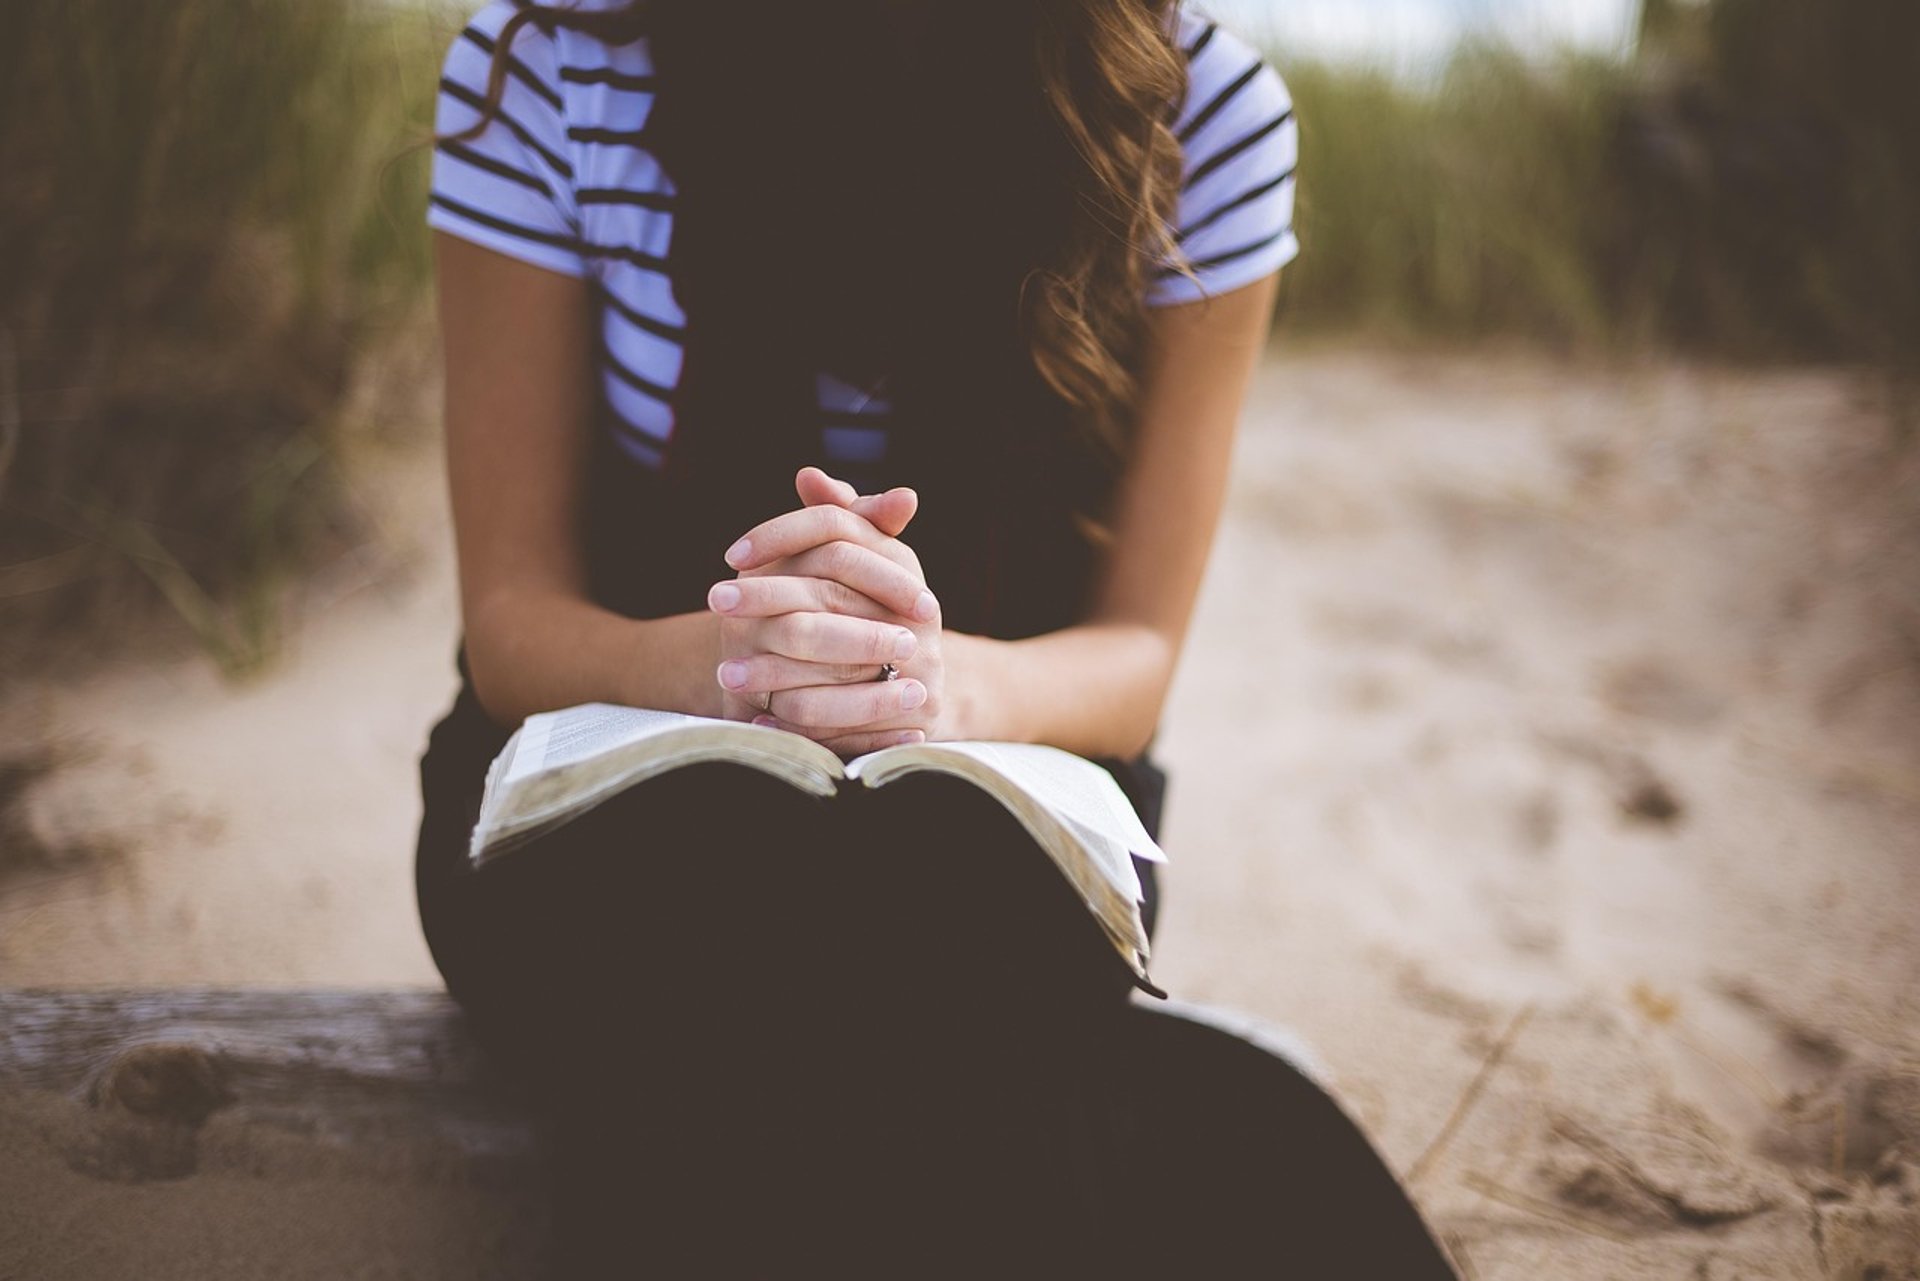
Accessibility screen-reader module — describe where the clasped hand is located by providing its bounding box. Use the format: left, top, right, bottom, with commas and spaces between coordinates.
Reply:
708, 467, 949, 757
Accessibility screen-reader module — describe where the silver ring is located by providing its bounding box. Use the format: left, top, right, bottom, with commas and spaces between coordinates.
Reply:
876, 662, 899, 683
758, 689, 773, 714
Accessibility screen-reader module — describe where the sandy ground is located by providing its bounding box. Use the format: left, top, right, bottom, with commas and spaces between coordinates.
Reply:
3, 344, 1918, 1276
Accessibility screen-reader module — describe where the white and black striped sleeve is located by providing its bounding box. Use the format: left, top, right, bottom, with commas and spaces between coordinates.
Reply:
1147, 27, 1299, 306
425, 1, 587, 279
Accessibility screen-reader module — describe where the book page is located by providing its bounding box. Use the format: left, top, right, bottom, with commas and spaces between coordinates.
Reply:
843, 743, 1158, 982
471, 705, 846, 867
502, 704, 710, 784
851, 741, 1166, 864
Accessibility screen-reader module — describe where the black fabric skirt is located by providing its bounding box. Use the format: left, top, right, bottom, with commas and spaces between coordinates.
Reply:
409, 638, 1459, 1279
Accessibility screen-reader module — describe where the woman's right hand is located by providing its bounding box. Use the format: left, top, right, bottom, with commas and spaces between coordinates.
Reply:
708, 470, 939, 753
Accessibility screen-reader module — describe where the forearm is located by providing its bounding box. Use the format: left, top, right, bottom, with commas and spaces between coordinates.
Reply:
462, 587, 723, 727
946, 622, 1176, 759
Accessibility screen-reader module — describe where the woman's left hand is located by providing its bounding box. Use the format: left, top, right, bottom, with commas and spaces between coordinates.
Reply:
714, 468, 955, 756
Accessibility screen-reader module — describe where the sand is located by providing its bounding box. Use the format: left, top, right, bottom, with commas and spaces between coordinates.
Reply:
3, 344, 1917, 1277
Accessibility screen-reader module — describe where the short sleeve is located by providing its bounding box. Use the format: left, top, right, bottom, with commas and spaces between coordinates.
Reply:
1146, 20, 1299, 306
426, 2, 588, 279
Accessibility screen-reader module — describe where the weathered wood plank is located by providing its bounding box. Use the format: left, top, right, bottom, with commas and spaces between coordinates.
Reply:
1, 987, 532, 1154
0, 988, 548, 1281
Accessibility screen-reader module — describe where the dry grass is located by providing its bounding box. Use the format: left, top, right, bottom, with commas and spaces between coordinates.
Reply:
0, 0, 450, 676
1270, 0, 1920, 389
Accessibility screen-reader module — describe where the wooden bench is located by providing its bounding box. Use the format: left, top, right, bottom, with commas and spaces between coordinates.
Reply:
1, 989, 548, 1280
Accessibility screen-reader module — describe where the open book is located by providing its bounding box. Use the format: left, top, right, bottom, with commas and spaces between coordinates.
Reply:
469, 703, 1168, 991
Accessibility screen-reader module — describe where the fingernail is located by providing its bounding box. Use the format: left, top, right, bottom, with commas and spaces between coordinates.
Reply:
892, 629, 917, 661
724, 537, 752, 568
709, 582, 742, 612
891, 730, 926, 746
913, 590, 937, 622
718, 660, 749, 690
753, 715, 778, 728
899, 680, 926, 711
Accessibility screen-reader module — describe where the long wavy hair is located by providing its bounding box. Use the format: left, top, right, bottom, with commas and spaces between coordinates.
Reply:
438, 0, 1205, 638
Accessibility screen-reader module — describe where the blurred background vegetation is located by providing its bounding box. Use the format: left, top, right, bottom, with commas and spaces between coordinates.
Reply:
0, 0, 446, 676
1279, 0, 1919, 372
1, 0, 1913, 676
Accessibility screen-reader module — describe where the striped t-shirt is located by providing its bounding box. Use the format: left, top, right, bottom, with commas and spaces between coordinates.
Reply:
427, 1, 1300, 471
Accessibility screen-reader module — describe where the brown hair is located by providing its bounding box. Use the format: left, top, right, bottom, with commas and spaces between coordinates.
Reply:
438, 0, 1206, 636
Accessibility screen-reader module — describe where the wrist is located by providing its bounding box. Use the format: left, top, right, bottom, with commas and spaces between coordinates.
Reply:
937, 622, 1174, 757
608, 610, 726, 718
941, 630, 1014, 743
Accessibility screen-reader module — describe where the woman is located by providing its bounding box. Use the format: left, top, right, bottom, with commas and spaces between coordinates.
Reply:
416, 0, 1458, 1275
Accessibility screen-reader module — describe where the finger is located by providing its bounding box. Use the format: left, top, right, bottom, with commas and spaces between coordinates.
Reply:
794, 466, 858, 508
751, 677, 929, 731
755, 611, 919, 666
814, 727, 928, 757
726, 503, 916, 574
792, 467, 918, 539
737, 522, 925, 595
716, 652, 901, 695
720, 546, 934, 623
850, 487, 918, 539
750, 709, 926, 753
708, 574, 897, 623
783, 542, 935, 621
750, 705, 924, 737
